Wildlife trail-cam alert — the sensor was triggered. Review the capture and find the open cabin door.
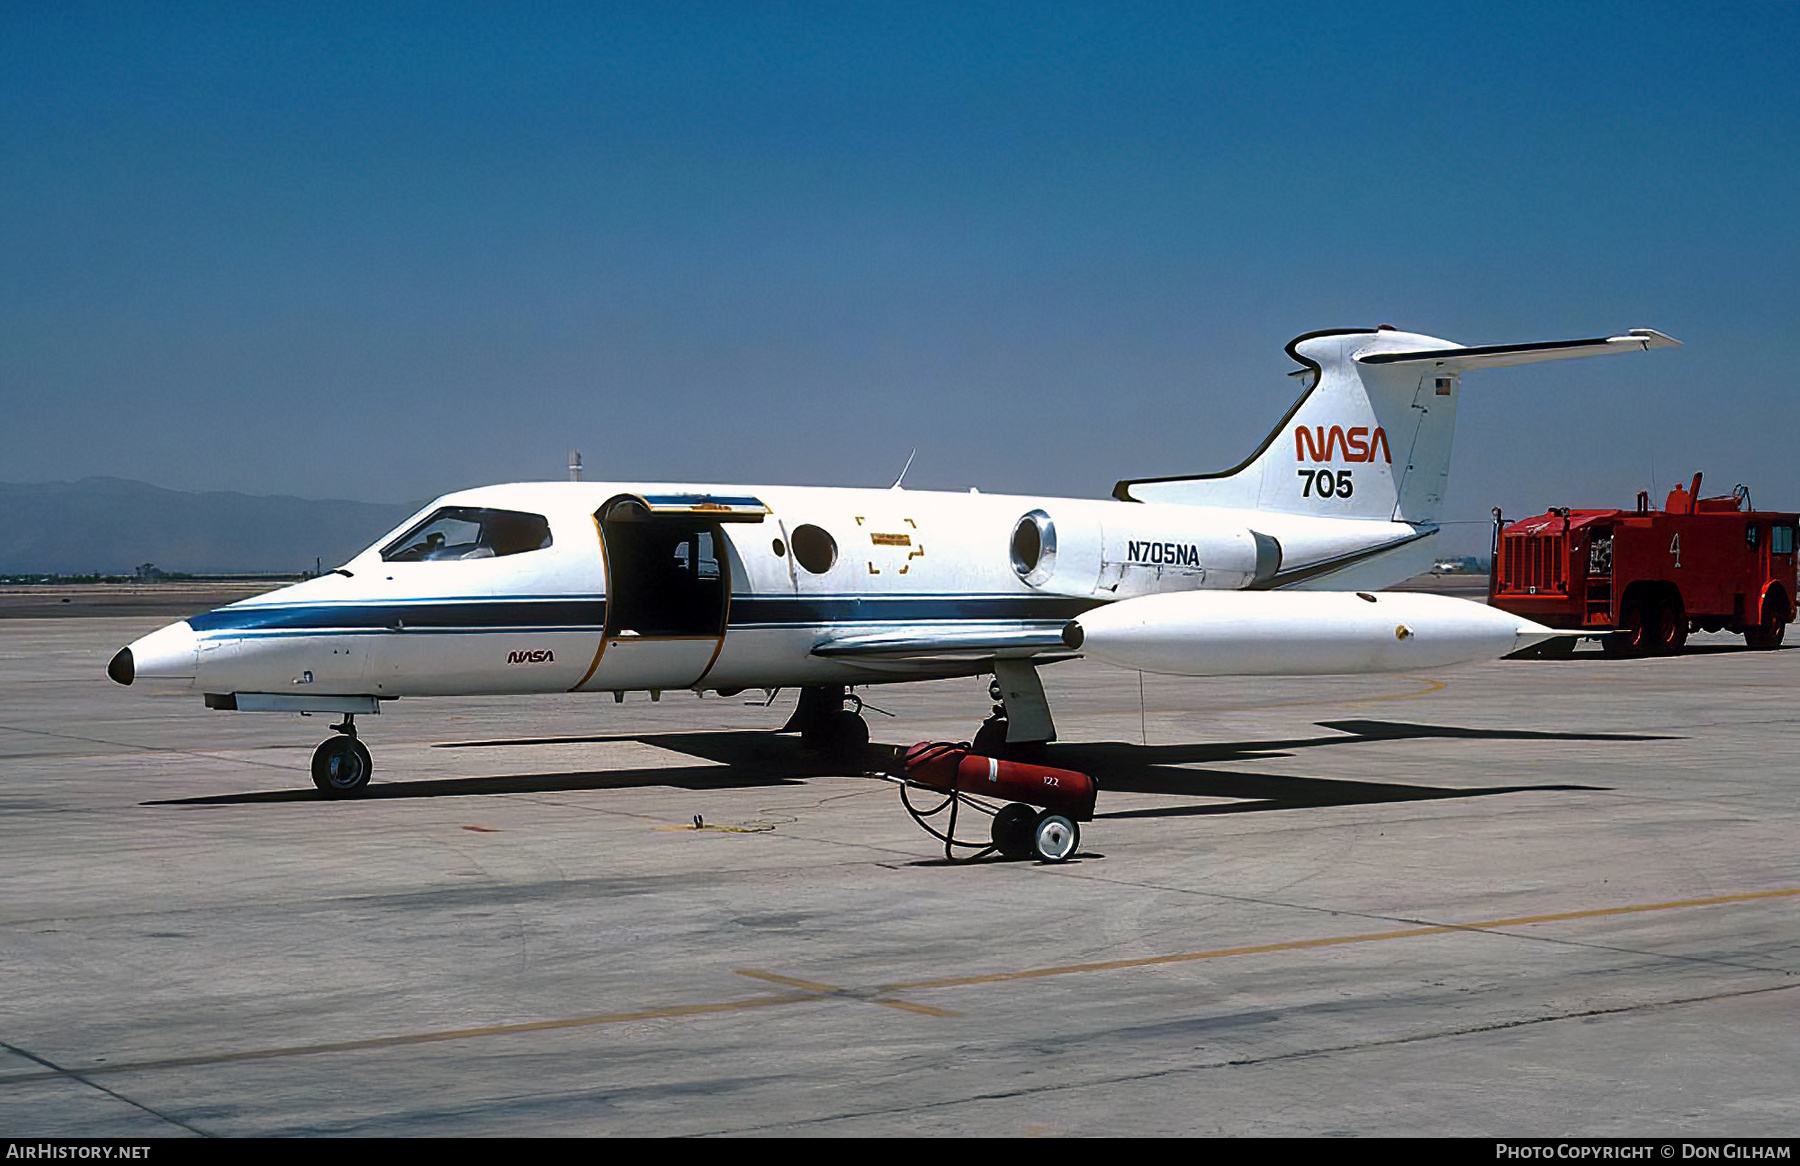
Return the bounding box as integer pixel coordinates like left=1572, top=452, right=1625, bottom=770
left=577, top=493, right=767, bottom=692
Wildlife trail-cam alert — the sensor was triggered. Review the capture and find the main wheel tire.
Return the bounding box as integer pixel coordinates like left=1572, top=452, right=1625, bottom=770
left=990, top=803, right=1037, bottom=859
left=971, top=716, right=1009, bottom=756
left=801, top=706, right=867, bottom=758
left=1653, top=598, right=1687, bottom=656
left=1746, top=600, right=1788, bottom=649
left=1031, top=811, right=1079, bottom=863
left=311, top=735, right=372, bottom=797
left=829, top=709, right=869, bottom=760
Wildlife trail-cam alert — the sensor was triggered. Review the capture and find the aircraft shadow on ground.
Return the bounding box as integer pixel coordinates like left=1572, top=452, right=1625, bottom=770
left=1041, top=719, right=1671, bottom=819
left=145, top=732, right=825, bottom=805
left=146, top=719, right=1672, bottom=810
left=1526, top=642, right=1784, bottom=660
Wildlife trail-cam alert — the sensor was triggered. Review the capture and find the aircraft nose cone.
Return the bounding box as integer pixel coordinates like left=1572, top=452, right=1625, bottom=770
left=120, top=621, right=199, bottom=686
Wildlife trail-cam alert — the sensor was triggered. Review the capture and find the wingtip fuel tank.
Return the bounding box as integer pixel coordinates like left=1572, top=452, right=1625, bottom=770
left=1064, top=590, right=1557, bottom=677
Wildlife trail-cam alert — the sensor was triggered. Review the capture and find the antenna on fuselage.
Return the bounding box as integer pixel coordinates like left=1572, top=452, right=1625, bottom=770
left=569, top=450, right=583, bottom=482
left=891, top=448, right=918, bottom=490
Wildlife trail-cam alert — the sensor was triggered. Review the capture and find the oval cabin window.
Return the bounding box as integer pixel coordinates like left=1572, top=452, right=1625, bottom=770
left=789, top=524, right=837, bottom=574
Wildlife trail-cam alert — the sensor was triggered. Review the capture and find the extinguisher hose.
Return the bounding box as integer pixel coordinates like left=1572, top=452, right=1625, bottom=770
left=898, top=743, right=1004, bottom=860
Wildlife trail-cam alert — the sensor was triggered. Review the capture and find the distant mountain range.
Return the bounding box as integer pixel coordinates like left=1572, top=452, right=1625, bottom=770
left=0, top=478, right=421, bottom=575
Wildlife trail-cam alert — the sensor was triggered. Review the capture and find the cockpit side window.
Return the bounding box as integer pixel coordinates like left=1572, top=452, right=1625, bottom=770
left=382, top=507, right=553, bottom=562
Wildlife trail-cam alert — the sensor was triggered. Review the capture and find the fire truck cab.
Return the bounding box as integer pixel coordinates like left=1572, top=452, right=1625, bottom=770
left=1490, top=474, right=1797, bottom=656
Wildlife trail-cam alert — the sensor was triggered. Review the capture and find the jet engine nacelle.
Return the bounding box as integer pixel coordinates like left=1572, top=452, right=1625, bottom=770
left=1094, top=505, right=1281, bottom=596
left=1064, top=589, right=1556, bottom=676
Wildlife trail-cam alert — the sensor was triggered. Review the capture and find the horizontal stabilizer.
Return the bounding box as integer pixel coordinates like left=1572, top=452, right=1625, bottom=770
left=1115, top=323, right=1679, bottom=538
left=1357, top=329, right=1679, bottom=370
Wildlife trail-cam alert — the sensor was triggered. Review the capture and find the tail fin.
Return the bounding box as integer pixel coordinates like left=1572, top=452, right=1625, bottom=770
left=1115, top=327, right=1678, bottom=524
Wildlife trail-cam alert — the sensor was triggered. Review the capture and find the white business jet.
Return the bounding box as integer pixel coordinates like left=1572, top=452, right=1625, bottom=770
left=109, top=325, right=1677, bottom=795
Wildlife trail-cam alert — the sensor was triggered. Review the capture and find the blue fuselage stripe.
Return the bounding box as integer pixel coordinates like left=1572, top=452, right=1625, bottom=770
left=184, top=593, right=1104, bottom=636
left=187, top=599, right=608, bottom=633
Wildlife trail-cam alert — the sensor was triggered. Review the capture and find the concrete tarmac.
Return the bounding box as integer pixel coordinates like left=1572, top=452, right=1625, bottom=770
left=1, top=613, right=1796, bottom=1137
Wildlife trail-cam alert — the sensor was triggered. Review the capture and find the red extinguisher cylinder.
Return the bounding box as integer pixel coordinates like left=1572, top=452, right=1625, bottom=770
left=904, top=742, right=1096, bottom=821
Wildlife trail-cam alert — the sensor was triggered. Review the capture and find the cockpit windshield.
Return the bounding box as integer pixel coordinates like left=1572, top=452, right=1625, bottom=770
left=382, top=507, right=553, bottom=562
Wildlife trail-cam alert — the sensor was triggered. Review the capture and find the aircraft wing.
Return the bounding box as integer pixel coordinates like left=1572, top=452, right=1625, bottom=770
left=810, top=623, right=1071, bottom=661
left=1357, top=328, right=1679, bottom=370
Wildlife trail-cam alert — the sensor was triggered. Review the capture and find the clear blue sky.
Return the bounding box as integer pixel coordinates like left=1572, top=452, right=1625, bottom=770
left=4, top=2, right=1796, bottom=554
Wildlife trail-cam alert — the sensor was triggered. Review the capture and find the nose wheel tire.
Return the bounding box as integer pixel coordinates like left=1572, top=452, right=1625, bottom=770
left=312, top=735, right=373, bottom=797
left=1032, top=811, right=1079, bottom=862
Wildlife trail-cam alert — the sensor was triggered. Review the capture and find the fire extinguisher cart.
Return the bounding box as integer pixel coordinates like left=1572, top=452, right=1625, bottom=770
left=900, top=741, right=1097, bottom=863
left=1490, top=474, right=1798, bottom=656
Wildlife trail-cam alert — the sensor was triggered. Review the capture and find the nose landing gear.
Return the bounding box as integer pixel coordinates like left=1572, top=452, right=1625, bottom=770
left=311, top=715, right=373, bottom=797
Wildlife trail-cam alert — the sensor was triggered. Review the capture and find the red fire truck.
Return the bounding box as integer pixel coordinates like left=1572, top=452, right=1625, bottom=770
left=1489, top=473, right=1797, bottom=655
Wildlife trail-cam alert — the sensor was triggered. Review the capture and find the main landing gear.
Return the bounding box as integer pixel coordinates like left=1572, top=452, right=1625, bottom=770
left=971, top=662, right=1058, bottom=758
left=971, top=679, right=1044, bottom=758
left=785, top=685, right=870, bottom=761
left=311, top=715, right=373, bottom=797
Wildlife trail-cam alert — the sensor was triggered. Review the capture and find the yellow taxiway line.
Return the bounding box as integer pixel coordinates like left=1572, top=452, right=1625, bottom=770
left=878, top=887, right=1800, bottom=992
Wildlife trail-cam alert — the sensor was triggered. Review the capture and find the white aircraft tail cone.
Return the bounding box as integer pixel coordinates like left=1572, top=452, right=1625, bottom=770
left=1064, top=590, right=1559, bottom=677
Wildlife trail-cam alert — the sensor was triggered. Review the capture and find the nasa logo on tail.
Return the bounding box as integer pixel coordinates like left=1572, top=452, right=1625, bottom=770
left=1293, top=425, right=1391, bottom=463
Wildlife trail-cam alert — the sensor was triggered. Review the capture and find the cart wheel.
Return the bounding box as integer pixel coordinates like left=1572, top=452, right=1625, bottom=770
left=1031, top=811, right=1079, bottom=863
left=990, top=803, right=1037, bottom=859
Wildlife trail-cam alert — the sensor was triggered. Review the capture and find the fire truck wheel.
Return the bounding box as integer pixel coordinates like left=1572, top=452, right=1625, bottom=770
left=990, top=803, right=1038, bottom=859
left=1605, top=598, right=1652, bottom=657
left=1653, top=598, right=1687, bottom=655
left=1746, top=602, right=1788, bottom=649
left=1032, top=811, right=1079, bottom=863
